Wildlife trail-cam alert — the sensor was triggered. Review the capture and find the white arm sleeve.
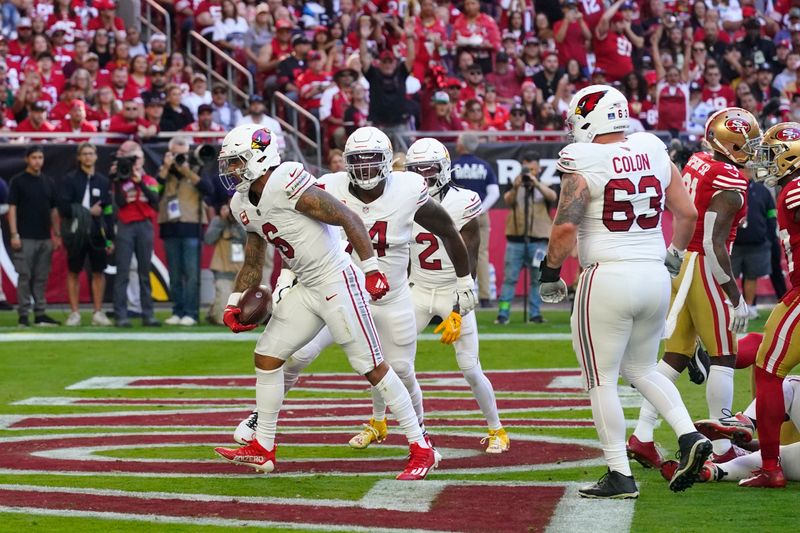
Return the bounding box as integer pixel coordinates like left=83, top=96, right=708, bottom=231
left=481, top=184, right=500, bottom=215
left=702, top=210, right=731, bottom=285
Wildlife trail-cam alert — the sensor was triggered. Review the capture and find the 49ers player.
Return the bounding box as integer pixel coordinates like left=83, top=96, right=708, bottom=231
left=212, top=124, right=439, bottom=480
left=231, top=127, right=477, bottom=458
left=738, top=122, right=800, bottom=487
left=406, top=137, right=509, bottom=453
left=628, top=107, right=761, bottom=468
left=539, top=85, right=709, bottom=498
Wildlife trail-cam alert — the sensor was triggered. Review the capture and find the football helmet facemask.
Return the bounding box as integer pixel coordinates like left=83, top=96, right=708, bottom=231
left=344, top=126, right=393, bottom=190
left=405, top=137, right=452, bottom=196
left=751, top=122, right=800, bottom=187
left=218, top=124, right=281, bottom=193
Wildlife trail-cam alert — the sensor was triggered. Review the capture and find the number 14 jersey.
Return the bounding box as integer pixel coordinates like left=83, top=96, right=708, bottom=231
left=556, top=131, right=672, bottom=266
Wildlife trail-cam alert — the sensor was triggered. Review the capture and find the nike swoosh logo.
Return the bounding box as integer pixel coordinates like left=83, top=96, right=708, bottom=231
left=325, top=294, right=337, bottom=301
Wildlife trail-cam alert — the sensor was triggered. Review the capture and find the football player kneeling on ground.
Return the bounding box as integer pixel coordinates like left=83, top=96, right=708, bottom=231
left=539, top=85, right=711, bottom=498
left=212, top=124, right=439, bottom=480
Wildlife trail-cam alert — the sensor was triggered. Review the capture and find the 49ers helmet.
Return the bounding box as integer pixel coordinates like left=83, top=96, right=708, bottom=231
left=565, top=84, right=629, bottom=143
left=752, top=122, right=800, bottom=187
left=704, top=107, right=761, bottom=166
left=405, top=137, right=452, bottom=196
left=218, top=124, right=281, bottom=193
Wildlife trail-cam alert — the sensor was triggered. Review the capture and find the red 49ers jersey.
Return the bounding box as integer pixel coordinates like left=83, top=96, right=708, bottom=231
left=777, top=177, right=800, bottom=293
left=683, top=152, right=748, bottom=254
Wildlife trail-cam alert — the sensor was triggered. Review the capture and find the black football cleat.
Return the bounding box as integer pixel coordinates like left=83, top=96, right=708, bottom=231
left=670, top=432, right=713, bottom=492
left=578, top=469, right=639, bottom=499
left=687, top=342, right=710, bottom=385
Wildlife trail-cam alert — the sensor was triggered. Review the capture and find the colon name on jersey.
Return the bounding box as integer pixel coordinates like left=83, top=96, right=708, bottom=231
left=230, top=162, right=351, bottom=287
left=410, top=187, right=481, bottom=290
left=556, top=132, right=672, bottom=266
left=316, top=171, right=429, bottom=304
left=682, top=152, right=747, bottom=255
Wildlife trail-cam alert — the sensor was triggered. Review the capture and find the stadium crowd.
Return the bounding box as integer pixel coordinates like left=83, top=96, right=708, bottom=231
left=2, top=0, right=800, bottom=148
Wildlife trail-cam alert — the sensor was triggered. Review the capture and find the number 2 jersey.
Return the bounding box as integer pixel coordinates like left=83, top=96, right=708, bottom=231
left=778, top=177, right=800, bottom=300
left=230, top=161, right=351, bottom=287
left=316, top=170, right=430, bottom=305
left=409, top=186, right=481, bottom=290
left=556, top=131, right=672, bottom=266
left=683, top=151, right=748, bottom=255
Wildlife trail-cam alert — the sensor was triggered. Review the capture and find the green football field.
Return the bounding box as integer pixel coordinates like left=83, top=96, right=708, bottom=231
left=0, top=308, right=796, bottom=532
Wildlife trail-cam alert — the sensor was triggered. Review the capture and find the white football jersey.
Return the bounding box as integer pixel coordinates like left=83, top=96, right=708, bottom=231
left=230, top=162, right=351, bottom=287
left=317, top=170, right=429, bottom=305
left=556, top=132, right=671, bottom=266
left=409, top=186, right=480, bottom=290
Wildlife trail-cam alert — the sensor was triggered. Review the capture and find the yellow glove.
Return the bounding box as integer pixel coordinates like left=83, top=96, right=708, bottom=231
left=434, top=311, right=462, bottom=344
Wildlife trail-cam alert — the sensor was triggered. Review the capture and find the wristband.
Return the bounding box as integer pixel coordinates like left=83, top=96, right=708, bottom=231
left=11, top=233, right=20, bottom=239
left=227, top=292, right=242, bottom=307
left=105, top=240, right=113, bottom=248
left=667, top=244, right=685, bottom=256
left=539, top=256, right=562, bottom=283
left=361, top=256, right=379, bottom=273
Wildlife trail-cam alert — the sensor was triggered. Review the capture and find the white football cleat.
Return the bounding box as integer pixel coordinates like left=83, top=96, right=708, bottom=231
left=234, top=410, right=258, bottom=445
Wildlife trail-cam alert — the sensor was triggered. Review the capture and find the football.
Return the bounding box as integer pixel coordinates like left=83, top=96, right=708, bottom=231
left=237, top=285, right=273, bottom=325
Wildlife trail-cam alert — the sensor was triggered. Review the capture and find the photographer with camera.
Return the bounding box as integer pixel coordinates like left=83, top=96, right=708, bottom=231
left=58, top=142, right=115, bottom=327
left=495, top=151, right=558, bottom=325
left=112, top=140, right=161, bottom=328
left=157, top=135, right=212, bottom=327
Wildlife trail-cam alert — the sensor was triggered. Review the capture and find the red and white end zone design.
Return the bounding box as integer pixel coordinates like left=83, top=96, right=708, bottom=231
left=0, top=370, right=636, bottom=532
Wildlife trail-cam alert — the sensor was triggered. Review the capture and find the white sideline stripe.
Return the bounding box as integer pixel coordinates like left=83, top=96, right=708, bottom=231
left=0, top=416, right=26, bottom=430
left=0, top=505, right=448, bottom=533
left=546, top=483, right=635, bottom=533
left=0, top=332, right=573, bottom=342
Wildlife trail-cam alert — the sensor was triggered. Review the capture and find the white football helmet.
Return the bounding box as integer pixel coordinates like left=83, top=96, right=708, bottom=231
left=566, top=84, right=629, bottom=143
left=405, top=137, right=452, bottom=196
left=344, top=126, right=393, bottom=190
left=218, top=124, right=281, bottom=193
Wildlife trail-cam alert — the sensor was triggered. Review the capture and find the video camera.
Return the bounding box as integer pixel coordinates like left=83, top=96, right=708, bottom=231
left=110, top=155, right=138, bottom=181
left=521, top=166, right=532, bottom=185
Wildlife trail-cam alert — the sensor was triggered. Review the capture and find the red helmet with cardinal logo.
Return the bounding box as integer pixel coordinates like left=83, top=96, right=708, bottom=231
left=565, top=84, right=629, bottom=143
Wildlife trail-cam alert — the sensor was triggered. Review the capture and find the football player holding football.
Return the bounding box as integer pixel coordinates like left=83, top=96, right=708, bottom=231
left=629, top=107, right=762, bottom=467
left=539, top=85, right=711, bottom=498
left=212, top=124, right=440, bottom=480
left=233, top=127, right=476, bottom=455
left=406, top=137, right=509, bottom=453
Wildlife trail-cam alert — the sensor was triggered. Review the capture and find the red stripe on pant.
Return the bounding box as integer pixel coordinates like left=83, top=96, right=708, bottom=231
left=585, top=266, right=600, bottom=385
left=766, top=302, right=800, bottom=375
left=761, top=304, right=798, bottom=374
left=342, top=267, right=379, bottom=367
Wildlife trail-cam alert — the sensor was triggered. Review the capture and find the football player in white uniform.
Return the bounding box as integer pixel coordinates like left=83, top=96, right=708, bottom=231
left=233, top=127, right=477, bottom=451
left=212, top=124, right=439, bottom=480
left=538, top=85, right=712, bottom=498
left=405, top=137, right=509, bottom=453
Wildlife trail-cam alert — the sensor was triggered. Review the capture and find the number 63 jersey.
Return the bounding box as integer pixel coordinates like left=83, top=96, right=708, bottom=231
left=556, top=131, right=672, bottom=266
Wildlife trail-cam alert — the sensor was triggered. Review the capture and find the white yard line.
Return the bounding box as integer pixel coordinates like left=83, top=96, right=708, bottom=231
left=546, top=483, right=636, bottom=533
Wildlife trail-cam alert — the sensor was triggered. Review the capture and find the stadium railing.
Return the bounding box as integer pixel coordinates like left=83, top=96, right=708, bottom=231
left=271, top=90, right=323, bottom=170
left=186, top=31, right=254, bottom=109
left=141, top=0, right=172, bottom=55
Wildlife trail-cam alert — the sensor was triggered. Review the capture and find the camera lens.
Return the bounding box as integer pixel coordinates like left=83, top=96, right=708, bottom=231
left=174, top=153, right=187, bottom=166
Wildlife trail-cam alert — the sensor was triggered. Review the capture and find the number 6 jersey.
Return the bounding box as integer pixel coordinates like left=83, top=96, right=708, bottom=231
left=230, top=161, right=351, bottom=288
left=410, top=187, right=481, bottom=290
left=556, top=131, right=672, bottom=266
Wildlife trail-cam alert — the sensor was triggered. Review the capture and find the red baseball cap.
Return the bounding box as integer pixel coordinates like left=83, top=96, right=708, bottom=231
left=70, top=99, right=85, bottom=109
left=275, top=19, right=292, bottom=30
left=379, top=50, right=396, bottom=62
left=611, top=11, right=625, bottom=22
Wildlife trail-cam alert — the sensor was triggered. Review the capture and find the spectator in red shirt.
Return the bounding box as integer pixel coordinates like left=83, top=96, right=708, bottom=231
left=461, top=98, right=486, bottom=131
left=422, top=91, right=463, bottom=132
left=8, top=18, right=33, bottom=63
left=87, top=0, right=126, bottom=41
left=453, top=0, right=501, bottom=72
left=128, top=55, right=151, bottom=96
left=142, top=98, right=164, bottom=141
left=183, top=103, right=225, bottom=143
left=296, top=50, right=333, bottom=118
left=483, top=86, right=509, bottom=130
left=48, top=0, right=84, bottom=49
left=594, top=0, right=643, bottom=82
left=108, top=99, right=157, bottom=143
left=87, top=86, right=118, bottom=131
left=59, top=99, right=97, bottom=142
left=49, top=83, right=81, bottom=122
left=83, top=53, right=110, bottom=90
left=460, top=63, right=487, bottom=103
left=554, top=1, right=592, bottom=70
left=105, top=41, right=130, bottom=72
left=701, top=64, right=735, bottom=110
left=412, top=0, right=448, bottom=80
left=196, top=0, right=223, bottom=38
left=108, top=67, right=139, bottom=108
left=486, top=52, right=521, bottom=106
left=16, top=101, right=56, bottom=140
left=48, top=26, right=75, bottom=69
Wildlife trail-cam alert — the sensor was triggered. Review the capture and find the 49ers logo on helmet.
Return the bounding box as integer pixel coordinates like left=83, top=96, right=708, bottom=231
left=574, top=91, right=607, bottom=117
left=724, top=118, right=752, bottom=135
left=776, top=127, right=800, bottom=142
